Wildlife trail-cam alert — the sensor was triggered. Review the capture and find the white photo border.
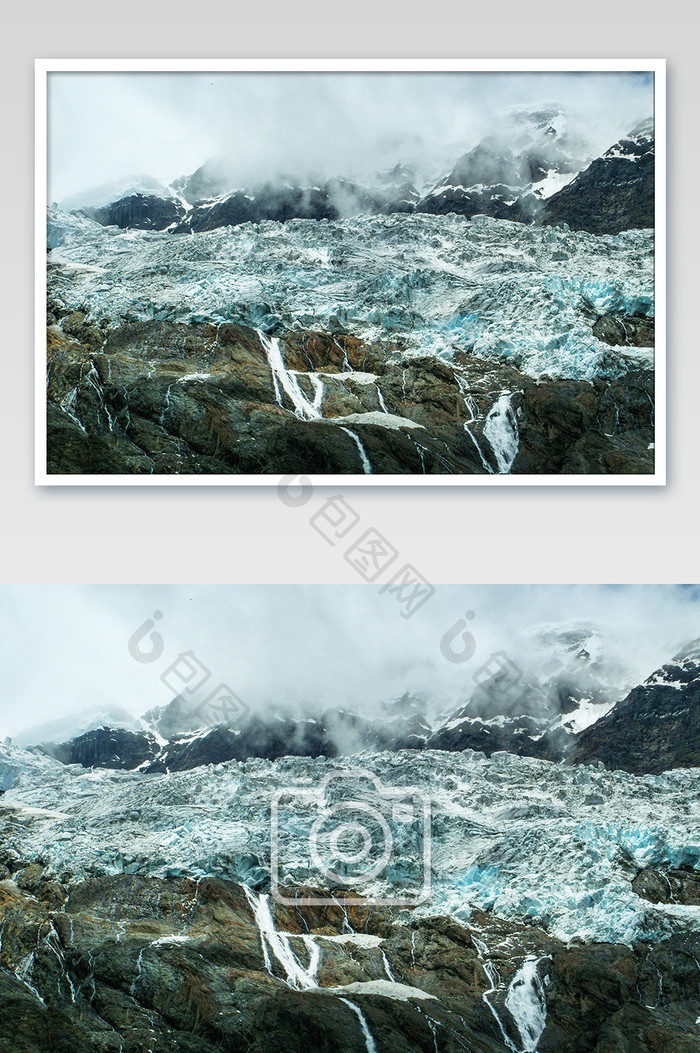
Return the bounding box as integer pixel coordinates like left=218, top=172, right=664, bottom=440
left=35, top=58, right=666, bottom=487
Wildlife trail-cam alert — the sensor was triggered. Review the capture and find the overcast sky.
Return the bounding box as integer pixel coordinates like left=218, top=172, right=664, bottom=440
left=47, top=70, right=653, bottom=203
left=0, top=584, right=696, bottom=741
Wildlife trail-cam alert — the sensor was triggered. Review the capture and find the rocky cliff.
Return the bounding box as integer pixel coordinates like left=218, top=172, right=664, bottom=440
left=1, top=865, right=698, bottom=1053
left=543, top=120, right=655, bottom=235
left=45, top=309, right=654, bottom=477
left=573, top=641, right=700, bottom=774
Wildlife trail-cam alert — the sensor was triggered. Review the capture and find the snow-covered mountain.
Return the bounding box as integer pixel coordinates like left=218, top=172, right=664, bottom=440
left=22, top=627, right=697, bottom=778
left=12, top=704, right=148, bottom=749
left=58, top=108, right=653, bottom=239
left=419, top=104, right=588, bottom=223
left=45, top=107, right=656, bottom=478
left=429, top=623, right=631, bottom=759
left=58, top=174, right=183, bottom=213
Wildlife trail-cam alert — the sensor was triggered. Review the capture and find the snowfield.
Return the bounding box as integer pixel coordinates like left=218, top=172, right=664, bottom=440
left=47, top=209, right=654, bottom=382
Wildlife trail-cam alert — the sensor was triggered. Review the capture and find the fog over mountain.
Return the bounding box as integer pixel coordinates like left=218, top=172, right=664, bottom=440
left=1, top=585, right=697, bottom=740
left=48, top=70, right=653, bottom=202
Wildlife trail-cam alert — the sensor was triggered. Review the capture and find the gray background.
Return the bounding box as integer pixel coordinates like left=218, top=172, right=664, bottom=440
left=2, top=5, right=697, bottom=584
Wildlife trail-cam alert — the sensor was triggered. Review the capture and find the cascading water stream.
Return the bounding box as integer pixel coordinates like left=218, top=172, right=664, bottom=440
left=243, top=886, right=320, bottom=991
left=504, top=957, right=548, bottom=1052
left=376, top=385, right=390, bottom=414
left=483, top=392, right=519, bottom=474
left=243, top=887, right=380, bottom=1052
left=339, top=426, right=372, bottom=474
left=257, top=330, right=322, bottom=422
left=471, top=935, right=520, bottom=1053
left=338, top=997, right=378, bottom=1053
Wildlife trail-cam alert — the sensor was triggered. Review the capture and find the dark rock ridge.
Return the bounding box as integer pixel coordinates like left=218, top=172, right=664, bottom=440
left=543, top=120, right=655, bottom=234
left=85, top=175, right=421, bottom=236
left=36, top=702, right=432, bottom=775
left=82, top=193, right=186, bottom=232
left=45, top=311, right=654, bottom=476
left=416, top=180, right=540, bottom=224
left=46, top=728, right=160, bottom=771
left=573, top=641, right=700, bottom=774
left=0, top=862, right=698, bottom=1053
left=173, top=176, right=420, bottom=234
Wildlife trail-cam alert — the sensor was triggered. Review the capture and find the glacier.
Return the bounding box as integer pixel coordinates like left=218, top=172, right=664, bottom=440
left=47, top=208, right=654, bottom=383
left=2, top=742, right=697, bottom=948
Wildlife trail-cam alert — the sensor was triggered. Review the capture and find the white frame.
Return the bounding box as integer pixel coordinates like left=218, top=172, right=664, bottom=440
left=35, top=58, right=666, bottom=486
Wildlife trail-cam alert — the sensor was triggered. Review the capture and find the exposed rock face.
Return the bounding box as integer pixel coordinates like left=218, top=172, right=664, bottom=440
left=592, top=313, right=655, bottom=348
left=544, top=121, right=655, bottom=234
left=632, top=867, right=700, bottom=906
left=45, top=311, right=655, bottom=476
left=0, top=864, right=698, bottom=1053
left=512, top=370, right=655, bottom=475
left=46, top=728, right=160, bottom=771
left=83, top=193, right=186, bottom=231
left=573, top=641, right=700, bottom=774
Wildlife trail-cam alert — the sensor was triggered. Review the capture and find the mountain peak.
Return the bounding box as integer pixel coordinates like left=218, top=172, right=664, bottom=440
left=672, top=637, right=700, bottom=665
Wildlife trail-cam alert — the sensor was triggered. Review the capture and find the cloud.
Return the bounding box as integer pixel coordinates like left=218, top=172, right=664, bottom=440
left=0, top=585, right=697, bottom=741
left=47, top=70, right=654, bottom=202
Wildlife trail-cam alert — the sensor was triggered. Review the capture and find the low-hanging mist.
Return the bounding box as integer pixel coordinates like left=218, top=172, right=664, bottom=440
left=48, top=70, right=653, bottom=203
left=0, top=585, right=697, bottom=741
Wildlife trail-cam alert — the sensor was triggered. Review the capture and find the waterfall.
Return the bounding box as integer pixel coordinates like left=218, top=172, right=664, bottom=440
left=338, top=997, right=378, bottom=1053
left=339, top=427, right=372, bottom=474
left=483, top=393, right=519, bottom=474
left=504, top=958, right=547, bottom=1052
left=243, top=886, right=320, bottom=991
left=257, top=330, right=322, bottom=421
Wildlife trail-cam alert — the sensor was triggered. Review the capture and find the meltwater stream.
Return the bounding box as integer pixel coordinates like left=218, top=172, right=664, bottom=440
left=338, top=998, right=378, bottom=1053
left=242, top=886, right=319, bottom=990
left=471, top=935, right=549, bottom=1053
left=339, top=426, right=373, bottom=474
